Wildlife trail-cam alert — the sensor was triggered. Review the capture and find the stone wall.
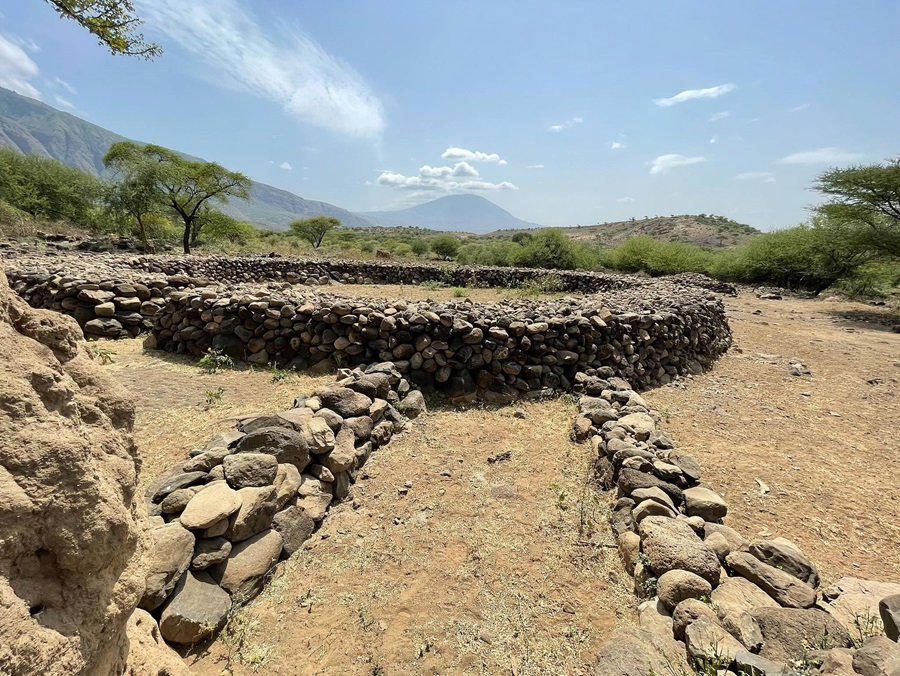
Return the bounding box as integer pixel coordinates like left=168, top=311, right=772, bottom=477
left=571, top=375, right=900, bottom=674
left=139, top=363, right=426, bottom=647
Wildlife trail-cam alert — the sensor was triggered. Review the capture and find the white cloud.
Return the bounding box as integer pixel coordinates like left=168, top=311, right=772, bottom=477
left=526, top=164, right=544, bottom=169
left=53, top=76, right=76, bottom=95
left=279, top=161, right=292, bottom=170
left=735, top=171, right=775, bottom=183
left=441, top=147, right=507, bottom=165
left=710, top=111, right=730, bottom=122
left=548, top=116, right=582, bottom=132
left=649, top=154, right=707, bottom=175
left=376, top=171, right=517, bottom=193
left=0, top=34, right=41, bottom=99
left=709, top=136, right=717, bottom=144
left=617, top=197, right=636, bottom=203
left=136, top=0, right=385, bottom=137
left=777, top=148, right=863, bottom=165
left=419, top=161, right=479, bottom=178
left=610, top=141, right=625, bottom=150
left=654, top=84, right=736, bottom=107
left=53, top=95, right=75, bottom=109
left=789, top=103, right=810, bottom=113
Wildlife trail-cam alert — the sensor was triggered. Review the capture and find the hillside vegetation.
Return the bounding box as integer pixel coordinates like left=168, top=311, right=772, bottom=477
left=490, top=214, right=759, bottom=249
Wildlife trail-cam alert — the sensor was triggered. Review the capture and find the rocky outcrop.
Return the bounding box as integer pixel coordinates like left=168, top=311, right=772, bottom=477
left=0, top=262, right=184, bottom=674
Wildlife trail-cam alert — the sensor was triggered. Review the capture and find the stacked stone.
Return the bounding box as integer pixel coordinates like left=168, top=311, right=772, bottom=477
left=5, top=268, right=208, bottom=339
left=151, top=285, right=732, bottom=397
left=574, top=377, right=900, bottom=675
left=139, top=363, right=426, bottom=647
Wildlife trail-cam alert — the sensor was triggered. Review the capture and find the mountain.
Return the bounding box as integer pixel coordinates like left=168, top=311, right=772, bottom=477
left=489, top=214, right=760, bottom=248
left=0, top=87, right=373, bottom=230
left=359, top=194, right=543, bottom=233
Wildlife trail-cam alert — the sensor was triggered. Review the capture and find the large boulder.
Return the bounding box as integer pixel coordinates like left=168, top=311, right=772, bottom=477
left=272, top=506, right=316, bottom=557
left=0, top=263, right=167, bottom=673
left=821, top=577, right=900, bottom=639
left=158, top=571, right=232, bottom=645
left=657, top=569, right=713, bottom=611
left=852, top=635, right=900, bottom=676
left=222, top=453, right=278, bottom=489
left=594, top=626, right=688, bottom=675
left=318, top=387, right=372, bottom=418
left=139, top=523, right=195, bottom=611
left=712, top=576, right=779, bottom=614
left=684, top=616, right=745, bottom=666
left=750, top=607, right=851, bottom=662
left=748, top=537, right=819, bottom=587
left=726, top=552, right=817, bottom=609
left=211, top=529, right=283, bottom=599
left=179, top=482, right=242, bottom=531
left=639, top=516, right=722, bottom=586
left=226, top=486, right=278, bottom=542
left=236, top=426, right=311, bottom=472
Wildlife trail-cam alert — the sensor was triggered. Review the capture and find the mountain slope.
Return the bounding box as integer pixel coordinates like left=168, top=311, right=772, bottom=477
left=0, top=87, right=373, bottom=230
left=359, top=194, right=543, bottom=233
left=490, top=214, right=760, bottom=248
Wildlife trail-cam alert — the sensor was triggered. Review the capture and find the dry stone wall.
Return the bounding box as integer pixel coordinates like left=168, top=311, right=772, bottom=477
left=140, top=363, right=425, bottom=647
left=571, top=375, right=900, bottom=675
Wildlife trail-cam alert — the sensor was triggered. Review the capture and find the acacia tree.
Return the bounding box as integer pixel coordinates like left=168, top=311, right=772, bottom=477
left=815, top=158, right=900, bottom=258
left=103, top=145, right=166, bottom=252
left=430, top=234, right=460, bottom=260
left=103, top=142, right=250, bottom=254
left=42, top=0, right=161, bottom=59
left=290, top=216, right=341, bottom=248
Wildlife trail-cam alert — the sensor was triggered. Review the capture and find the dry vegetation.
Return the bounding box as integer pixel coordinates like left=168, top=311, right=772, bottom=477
left=96, top=288, right=900, bottom=674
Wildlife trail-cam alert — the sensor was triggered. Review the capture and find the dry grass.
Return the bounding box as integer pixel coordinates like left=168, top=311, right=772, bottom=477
left=331, top=283, right=566, bottom=304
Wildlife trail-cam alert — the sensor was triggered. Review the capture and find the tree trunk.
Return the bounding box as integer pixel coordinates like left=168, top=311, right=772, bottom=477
left=136, top=215, right=153, bottom=254
left=182, top=220, right=191, bottom=254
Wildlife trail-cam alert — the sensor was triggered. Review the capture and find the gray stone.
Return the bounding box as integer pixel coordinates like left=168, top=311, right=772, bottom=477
left=750, top=607, right=851, bottom=662
left=639, top=516, right=722, bottom=586
left=211, top=529, right=283, bottom=599
left=343, top=415, right=374, bottom=442
left=706, top=532, right=738, bottom=562
left=226, top=486, right=278, bottom=542
left=158, top=571, right=232, bottom=645
left=191, top=537, right=232, bottom=570
left=182, top=447, right=231, bottom=473
left=395, top=390, right=426, bottom=418
left=159, top=486, right=202, bottom=515
left=852, top=636, right=900, bottom=676
left=272, top=505, right=316, bottom=557
left=816, top=648, right=857, bottom=675
left=273, top=463, right=301, bottom=510
left=179, top=482, right=242, bottom=531
left=594, top=626, right=689, bottom=676
left=320, top=426, right=356, bottom=474
left=637, top=599, right=675, bottom=641
left=618, top=412, right=656, bottom=440
left=236, top=426, right=311, bottom=473
left=717, top=602, right=764, bottom=653
left=712, top=576, right=780, bottom=614
left=726, top=552, right=817, bottom=609
left=821, top=577, right=900, bottom=639
left=631, top=486, right=676, bottom=511
left=733, top=650, right=798, bottom=676
left=657, top=569, right=714, bottom=611
left=223, top=453, right=278, bottom=489
left=748, top=537, right=819, bottom=587
left=139, top=523, right=195, bottom=611
left=668, top=452, right=703, bottom=483
left=683, top=486, right=729, bottom=522
left=298, top=417, right=335, bottom=453
left=609, top=497, right=635, bottom=538
left=673, top=598, right=720, bottom=641
left=618, top=468, right=684, bottom=506
left=685, top=616, right=745, bottom=666
left=148, top=468, right=208, bottom=503
left=880, top=594, right=900, bottom=642
left=318, top=387, right=373, bottom=418
left=633, top=498, right=677, bottom=523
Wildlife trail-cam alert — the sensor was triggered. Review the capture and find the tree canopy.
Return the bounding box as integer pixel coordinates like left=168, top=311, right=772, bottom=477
left=814, top=158, right=900, bottom=258
left=103, top=142, right=251, bottom=253
left=430, top=234, right=460, bottom=260
left=289, top=216, right=341, bottom=248
left=43, top=0, right=161, bottom=59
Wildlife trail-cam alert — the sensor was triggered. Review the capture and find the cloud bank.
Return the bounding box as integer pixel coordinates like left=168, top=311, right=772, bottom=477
left=654, top=84, right=736, bottom=107
left=0, top=34, right=41, bottom=99
left=137, top=0, right=385, bottom=137
left=649, top=154, right=707, bottom=174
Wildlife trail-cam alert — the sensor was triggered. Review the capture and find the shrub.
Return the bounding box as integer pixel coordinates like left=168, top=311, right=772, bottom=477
left=431, top=234, right=460, bottom=260
left=411, top=238, right=430, bottom=255
left=514, top=228, right=580, bottom=270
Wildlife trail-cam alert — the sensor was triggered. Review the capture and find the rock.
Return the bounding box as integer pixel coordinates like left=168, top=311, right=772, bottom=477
left=594, top=626, right=689, bottom=675
left=318, top=387, right=373, bottom=418
left=191, top=537, right=232, bottom=570
left=211, top=529, right=283, bottom=599
left=610, top=497, right=636, bottom=537
left=343, top=415, right=374, bottom=442
left=726, top=552, right=817, bottom=609
left=716, top=602, right=764, bottom=653
left=748, top=538, right=819, bottom=587
left=159, top=486, right=203, bottom=515
left=183, top=447, right=230, bottom=473
left=179, top=482, right=242, bottom=531
left=223, top=452, right=278, bottom=489
left=685, top=616, right=745, bottom=666
left=638, top=599, right=675, bottom=640
left=706, top=532, right=738, bottom=562
left=202, top=517, right=229, bottom=538
left=149, top=469, right=209, bottom=503
left=632, top=486, right=676, bottom=511
left=750, top=607, right=851, bottom=662
left=668, top=452, right=703, bottom=483
left=395, top=390, right=426, bottom=418
left=880, top=594, right=900, bottom=642
left=272, top=505, right=316, bottom=557
left=712, top=576, right=780, bottom=614
left=139, top=523, right=195, bottom=611
left=683, top=486, right=728, bottom=522
left=705, top=523, right=748, bottom=552
left=617, top=531, right=641, bottom=575
left=673, top=598, right=720, bottom=640
left=658, top=569, right=714, bottom=611
left=298, top=417, right=335, bottom=454
left=821, top=578, right=900, bottom=639
left=816, top=648, right=857, bottom=675
left=732, top=650, right=798, bottom=676
left=321, top=426, right=357, bottom=474
left=158, top=571, right=232, bottom=645
left=226, top=486, right=278, bottom=542
left=123, top=609, right=191, bottom=676
left=633, top=498, right=678, bottom=523
left=639, top=516, right=722, bottom=586
left=618, top=468, right=684, bottom=506
left=618, top=412, right=656, bottom=440
left=273, top=463, right=302, bottom=510
left=853, top=636, right=900, bottom=676
left=236, top=426, right=311, bottom=473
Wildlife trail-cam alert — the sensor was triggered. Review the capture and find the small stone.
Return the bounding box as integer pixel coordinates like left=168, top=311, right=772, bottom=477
left=191, top=537, right=232, bottom=570
left=880, top=594, right=900, bottom=642
left=657, top=570, right=713, bottom=611
left=683, top=486, right=728, bottom=522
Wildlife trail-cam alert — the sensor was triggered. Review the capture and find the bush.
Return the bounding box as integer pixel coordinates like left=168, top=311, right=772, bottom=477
left=604, top=236, right=712, bottom=276
left=431, top=234, right=460, bottom=260
left=411, top=238, right=430, bottom=255
left=514, top=228, right=580, bottom=270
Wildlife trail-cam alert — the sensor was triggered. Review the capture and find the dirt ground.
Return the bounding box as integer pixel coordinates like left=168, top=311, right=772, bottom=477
left=99, top=289, right=900, bottom=674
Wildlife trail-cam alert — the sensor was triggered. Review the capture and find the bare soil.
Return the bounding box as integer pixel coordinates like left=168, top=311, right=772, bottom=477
left=99, top=289, right=900, bottom=674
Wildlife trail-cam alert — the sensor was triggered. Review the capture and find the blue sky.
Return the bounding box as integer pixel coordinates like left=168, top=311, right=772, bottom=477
left=2, top=1, right=899, bottom=230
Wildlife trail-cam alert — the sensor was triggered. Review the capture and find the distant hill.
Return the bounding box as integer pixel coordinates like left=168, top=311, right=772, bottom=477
left=490, top=214, right=760, bottom=248
left=0, top=87, right=372, bottom=229
left=359, top=194, right=543, bottom=234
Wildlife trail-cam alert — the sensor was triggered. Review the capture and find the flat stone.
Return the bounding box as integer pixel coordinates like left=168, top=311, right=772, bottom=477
left=685, top=616, right=745, bottom=666
left=673, top=598, right=720, bottom=640
left=821, top=577, right=900, bottom=639
left=298, top=417, right=335, bottom=453
left=226, top=486, right=277, bottom=542
left=640, top=516, right=722, bottom=586
left=158, top=570, right=231, bottom=645
left=748, top=537, right=819, bottom=587
left=139, top=523, right=195, bottom=611
left=726, top=552, right=817, bottom=609
left=395, top=390, right=426, bottom=418
left=594, top=626, right=689, bottom=676
left=667, top=452, right=703, bottom=483
left=712, top=576, right=780, bottom=614
left=191, top=537, right=232, bottom=570
left=318, top=387, right=373, bottom=418
left=658, top=569, right=714, bottom=611
left=631, top=486, right=676, bottom=511
left=272, top=505, right=316, bottom=557
left=683, top=486, right=728, bottom=522
left=618, top=468, right=684, bottom=506
left=223, top=453, right=278, bottom=489
left=733, top=649, right=799, bottom=676
left=633, top=498, right=677, bottom=523
left=149, top=469, right=208, bottom=503
left=296, top=491, right=333, bottom=522
left=717, top=602, right=764, bottom=653
left=180, top=482, right=243, bottom=531
left=618, top=412, right=656, bottom=440
left=320, top=426, right=356, bottom=474
left=750, top=607, right=851, bottom=662
left=211, top=529, right=283, bottom=599
left=236, top=426, right=311, bottom=473
left=852, top=636, right=900, bottom=676
left=273, top=463, right=301, bottom=510
left=159, top=486, right=203, bottom=515
left=637, top=599, right=675, bottom=641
